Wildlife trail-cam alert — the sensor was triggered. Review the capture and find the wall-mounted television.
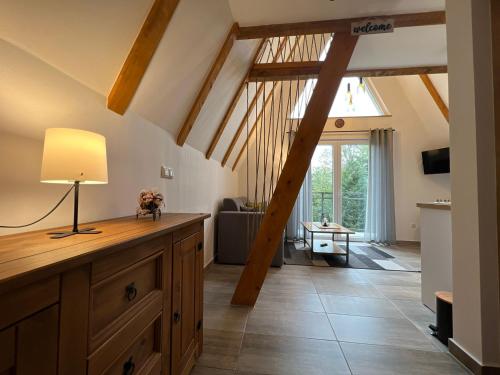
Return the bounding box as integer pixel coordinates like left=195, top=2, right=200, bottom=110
left=422, top=147, right=450, bottom=174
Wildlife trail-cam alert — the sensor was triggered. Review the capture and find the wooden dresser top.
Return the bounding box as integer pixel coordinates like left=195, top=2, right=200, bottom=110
left=0, top=213, right=210, bottom=289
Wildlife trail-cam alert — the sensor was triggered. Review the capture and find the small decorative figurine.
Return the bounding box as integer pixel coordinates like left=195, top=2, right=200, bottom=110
left=136, top=189, right=165, bottom=221
left=321, top=213, right=330, bottom=227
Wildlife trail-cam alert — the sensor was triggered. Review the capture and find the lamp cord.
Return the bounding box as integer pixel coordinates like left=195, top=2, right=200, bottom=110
left=0, top=184, right=75, bottom=228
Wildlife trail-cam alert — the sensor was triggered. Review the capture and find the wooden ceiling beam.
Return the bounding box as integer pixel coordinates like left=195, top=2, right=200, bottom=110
left=107, top=0, right=180, bottom=115
left=419, top=74, right=449, bottom=122
left=237, top=11, right=445, bottom=40
left=205, top=39, right=266, bottom=160
left=231, top=33, right=359, bottom=306
left=248, top=62, right=448, bottom=81
left=176, top=23, right=240, bottom=146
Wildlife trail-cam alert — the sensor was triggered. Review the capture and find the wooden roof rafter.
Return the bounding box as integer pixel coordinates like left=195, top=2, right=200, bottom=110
left=249, top=62, right=448, bottom=81
left=220, top=36, right=291, bottom=167
left=204, top=39, right=266, bottom=160
left=107, top=0, right=181, bottom=115
left=231, top=37, right=304, bottom=171
left=237, top=11, right=445, bottom=39
left=176, top=22, right=240, bottom=146
left=419, top=74, right=449, bottom=122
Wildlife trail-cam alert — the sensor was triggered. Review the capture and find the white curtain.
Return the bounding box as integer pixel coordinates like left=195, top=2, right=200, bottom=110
left=286, top=167, right=312, bottom=241
left=365, top=128, right=396, bottom=244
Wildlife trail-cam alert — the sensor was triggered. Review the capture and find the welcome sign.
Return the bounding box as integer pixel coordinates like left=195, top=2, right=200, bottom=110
left=351, top=18, right=395, bottom=35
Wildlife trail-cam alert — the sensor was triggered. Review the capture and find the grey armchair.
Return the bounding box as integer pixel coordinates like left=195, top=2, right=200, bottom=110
left=217, top=197, right=284, bottom=267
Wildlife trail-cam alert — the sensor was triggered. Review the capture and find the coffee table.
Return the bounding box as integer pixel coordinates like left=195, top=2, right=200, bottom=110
left=301, top=222, right=355, bottom=265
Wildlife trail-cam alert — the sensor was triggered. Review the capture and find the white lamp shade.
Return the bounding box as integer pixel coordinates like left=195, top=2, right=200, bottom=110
left=40, top=128, right=108, bottom=184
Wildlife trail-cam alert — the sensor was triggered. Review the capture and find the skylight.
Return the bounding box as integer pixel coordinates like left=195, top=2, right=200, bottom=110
left=290, top=76, right=385, bottom=119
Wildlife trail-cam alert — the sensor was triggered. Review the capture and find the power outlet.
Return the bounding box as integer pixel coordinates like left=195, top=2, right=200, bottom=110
left=161, top=166, right=174, bottom=179
left=411, top=223, right=417, bottom=229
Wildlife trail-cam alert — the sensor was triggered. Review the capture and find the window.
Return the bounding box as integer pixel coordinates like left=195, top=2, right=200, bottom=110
left=291, top=76, right=386, bottom=119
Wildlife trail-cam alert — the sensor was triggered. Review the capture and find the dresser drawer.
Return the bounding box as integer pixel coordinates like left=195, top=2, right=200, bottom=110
left=0, top=276, right=59, bottom=330
left=90, top=253, right=163, bottom=346
left=92, top=235, right=170, bottom=284
left=103, top=318, right=162, bottom=375
left=88, top=293, right=162, bottom=375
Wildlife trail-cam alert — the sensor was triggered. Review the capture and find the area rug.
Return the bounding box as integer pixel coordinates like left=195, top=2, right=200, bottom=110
left=284, top=242, right=420, bottom=272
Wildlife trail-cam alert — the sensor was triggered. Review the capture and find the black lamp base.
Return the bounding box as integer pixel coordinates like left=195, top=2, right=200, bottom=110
left=47, top=181, right=103, bottom=239
left=48, top=227, right=102, bottom=239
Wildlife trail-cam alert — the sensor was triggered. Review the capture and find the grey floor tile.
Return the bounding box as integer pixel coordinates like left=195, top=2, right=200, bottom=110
left=374, top=285, right=421, bottom=301
left=204, top=290, right=234, bottom=306
left=197, top=329, right=244, bottom=370
left=390, top=299, right=435, bottom=323
left=358, top=269, right=421, bottom=287
left=255, top=291, right=325, bottom=313
left=246, top=308, right=336, bottom=340
left=261, top=275, right=317, bottom=294
left=341, top=341, right=471, bottom=374
left=237, top=333, right=351, bottom=375
left=205, top=267, right=242, bottom=282
left=313, top=279, right=385, bottom=298
left=268, top=264, right=314, bottom=277
left=203, top=258, right=466, bottom=374
left=205, top=279, right=239, bottom=293
left=328, top=314, right=439, bottom=352
left=192, top=365, right=236, bottom=375
left=320, top=295, right=403, bottom=318
left=204, top=304, right=250, bottom=333
left=310, top=266, right=365, bottom=279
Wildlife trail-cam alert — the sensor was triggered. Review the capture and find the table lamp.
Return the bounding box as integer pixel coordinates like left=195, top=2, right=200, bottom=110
left=40, top=128, right=108, bottom=239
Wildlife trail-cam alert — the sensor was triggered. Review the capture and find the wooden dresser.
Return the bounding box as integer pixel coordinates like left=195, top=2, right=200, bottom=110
left=0, top=213, right=210, bottom=375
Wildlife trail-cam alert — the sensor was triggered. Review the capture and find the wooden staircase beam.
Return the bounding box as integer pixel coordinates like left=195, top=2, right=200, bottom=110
left=231, top=33, right=359, bottom=306
left=249, top=62, right=448, bottom=82
left=107, top=0, right=180, bottom=115
left=419, top=74, right=449, bottom=122
left=237, top=11, right=445, bottom=39
left=205, top=39, right=266, bottom=160
left=177, top=23, right=240, bottom=146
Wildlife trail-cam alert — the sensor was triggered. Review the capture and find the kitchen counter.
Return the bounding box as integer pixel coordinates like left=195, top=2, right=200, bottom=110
left=417, top=203, right=452, bottom=311
left=417, top=202, right=451, bottom=210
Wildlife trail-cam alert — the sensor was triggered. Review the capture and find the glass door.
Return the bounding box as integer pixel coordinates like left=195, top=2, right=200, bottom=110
left=311, top=141, right=369, bottom=241
left=340, top=143, right=369, bottom=239
left=311, top=145, right=334, bottom=223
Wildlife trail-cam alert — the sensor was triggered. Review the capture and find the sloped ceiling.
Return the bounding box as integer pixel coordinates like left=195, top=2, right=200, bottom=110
left=0, top=0, right=154, bottom=94
left=129, top=0, right=238, bottom=136
left=228, top=0, right=445, bottom=26
left=0, top=0, right=448, bottom=168
left=429, top=74, right=449, bottom=106
left=186, top=39, right=260, bottom=152
left=397, top=74, right=449, bottom=127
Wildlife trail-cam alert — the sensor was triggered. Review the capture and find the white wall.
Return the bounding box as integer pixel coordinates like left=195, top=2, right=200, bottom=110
left=129, top=0, right=236, bottom=137
left=236, top=76, right=450, bottom=242
left=447, top=0, right=500, bottom=366
left=0, top=38, right=238, bottom=266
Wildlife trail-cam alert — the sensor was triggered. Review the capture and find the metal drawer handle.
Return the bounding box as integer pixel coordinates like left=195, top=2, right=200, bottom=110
left=173, top=311, right=181, bottom=323
left=123, top=356, right=135, bottom=375
left=125, top=282, right=138, bottom=302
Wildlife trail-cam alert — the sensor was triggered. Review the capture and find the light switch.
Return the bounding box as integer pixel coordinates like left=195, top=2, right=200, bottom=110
left=161, top=165, right=174, bottom=179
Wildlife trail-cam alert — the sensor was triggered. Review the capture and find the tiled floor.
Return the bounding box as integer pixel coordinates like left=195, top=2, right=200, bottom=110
left=193, top=251, right=470, bottom=374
